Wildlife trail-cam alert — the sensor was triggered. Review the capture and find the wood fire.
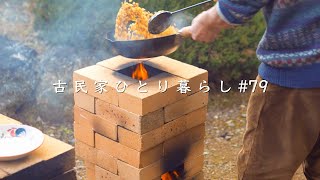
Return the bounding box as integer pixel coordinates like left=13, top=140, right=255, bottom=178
left=161, top=170, right=180, bottom=180
left=132, top=62, right=149, bottom=80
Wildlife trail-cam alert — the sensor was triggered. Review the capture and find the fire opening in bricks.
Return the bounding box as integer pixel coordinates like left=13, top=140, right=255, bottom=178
left=118, top=62, right=164, bottom=81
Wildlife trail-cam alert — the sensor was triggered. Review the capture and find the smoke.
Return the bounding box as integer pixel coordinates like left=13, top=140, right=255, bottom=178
left=34, top=0, right=121, bottom=51
left=171, top=12, right=194, bottom=30
left=19, top=0, right=125, bottom=124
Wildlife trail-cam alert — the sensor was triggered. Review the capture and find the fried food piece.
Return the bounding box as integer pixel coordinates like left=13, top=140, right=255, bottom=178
left=115, top=1, right=177, bottom=40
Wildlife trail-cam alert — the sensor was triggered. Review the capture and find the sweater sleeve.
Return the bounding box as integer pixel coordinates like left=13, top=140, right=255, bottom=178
left=217, top=0, right=271, bottom=25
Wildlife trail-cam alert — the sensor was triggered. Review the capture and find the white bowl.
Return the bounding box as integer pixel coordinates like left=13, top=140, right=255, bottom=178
left=0, top=124, right=44, bottom=161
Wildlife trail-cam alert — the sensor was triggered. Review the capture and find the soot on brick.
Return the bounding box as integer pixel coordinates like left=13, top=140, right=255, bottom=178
left=162, top=143, right=191, bottom=179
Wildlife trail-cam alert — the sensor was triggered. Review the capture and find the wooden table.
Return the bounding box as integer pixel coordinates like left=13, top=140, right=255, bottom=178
left=0, top=114, right=75, bottom=180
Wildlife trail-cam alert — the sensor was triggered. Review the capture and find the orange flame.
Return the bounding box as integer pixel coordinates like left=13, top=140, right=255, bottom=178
left=132, top=63, right=148, bottom=80
left=161, top=170, right=180, bottom=180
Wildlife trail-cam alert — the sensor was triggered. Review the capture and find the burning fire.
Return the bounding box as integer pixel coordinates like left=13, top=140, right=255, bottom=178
left=161, top=170, right=181, bottom=180
left=132, top=62, right=149, bottom=80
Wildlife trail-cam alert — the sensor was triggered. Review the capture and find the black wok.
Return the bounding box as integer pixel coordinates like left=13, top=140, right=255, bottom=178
left=106, top=30, right=191, bottom=59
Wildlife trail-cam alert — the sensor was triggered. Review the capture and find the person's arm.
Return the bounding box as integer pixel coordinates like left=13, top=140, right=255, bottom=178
left=181, top=0, right=270, bottom=42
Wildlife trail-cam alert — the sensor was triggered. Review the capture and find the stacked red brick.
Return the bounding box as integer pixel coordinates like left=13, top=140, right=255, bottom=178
left=73, top=56, right=208, bottom=180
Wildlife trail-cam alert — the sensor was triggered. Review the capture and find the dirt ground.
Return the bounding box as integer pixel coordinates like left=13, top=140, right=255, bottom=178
left=203, top=91, right=306, bottom=180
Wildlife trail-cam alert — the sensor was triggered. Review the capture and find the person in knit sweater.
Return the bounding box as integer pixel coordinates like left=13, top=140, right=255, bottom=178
left=181, top=0, right=320, bottom=179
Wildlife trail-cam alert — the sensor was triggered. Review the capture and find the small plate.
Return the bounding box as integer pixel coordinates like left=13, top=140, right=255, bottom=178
left=0, top=124, right=44, bottom=161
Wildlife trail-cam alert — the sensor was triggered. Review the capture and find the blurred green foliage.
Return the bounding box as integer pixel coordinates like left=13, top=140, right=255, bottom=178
left=32, top=0, right=265, bottom=84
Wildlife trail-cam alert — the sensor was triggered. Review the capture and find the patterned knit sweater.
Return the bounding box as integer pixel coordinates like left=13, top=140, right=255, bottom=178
left=217, top=0, right=320, bottom=88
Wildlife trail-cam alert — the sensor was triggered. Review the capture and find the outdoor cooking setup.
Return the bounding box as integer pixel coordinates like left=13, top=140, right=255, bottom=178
left=73, top=55, right=208, bottom=180
left=74, top=1, right=212, bottom=179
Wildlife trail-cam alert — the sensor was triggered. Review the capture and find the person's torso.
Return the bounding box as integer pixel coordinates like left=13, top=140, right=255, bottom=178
left=257, top=0, right=320, bottom=67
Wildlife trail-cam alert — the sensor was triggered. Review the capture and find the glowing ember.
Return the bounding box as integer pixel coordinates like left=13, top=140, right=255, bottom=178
left=132, top=62, right=149, bottom=80
left=161, top=170, right=180, bottom=180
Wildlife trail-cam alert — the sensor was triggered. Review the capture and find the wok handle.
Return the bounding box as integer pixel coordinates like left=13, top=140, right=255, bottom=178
left=179, top=26, right=192, bottom=38
left=172, top=0, right=213, bottom=14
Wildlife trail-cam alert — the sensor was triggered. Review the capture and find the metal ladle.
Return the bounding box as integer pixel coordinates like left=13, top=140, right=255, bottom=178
left=148, top=0, right=213, bottom=34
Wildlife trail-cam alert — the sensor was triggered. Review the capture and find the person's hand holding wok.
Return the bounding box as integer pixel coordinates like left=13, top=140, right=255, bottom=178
left=180, top=5, right=232, bottom=43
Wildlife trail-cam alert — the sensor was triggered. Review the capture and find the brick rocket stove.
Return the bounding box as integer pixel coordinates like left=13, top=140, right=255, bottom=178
left=73, top=56, right=208, bottom=180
